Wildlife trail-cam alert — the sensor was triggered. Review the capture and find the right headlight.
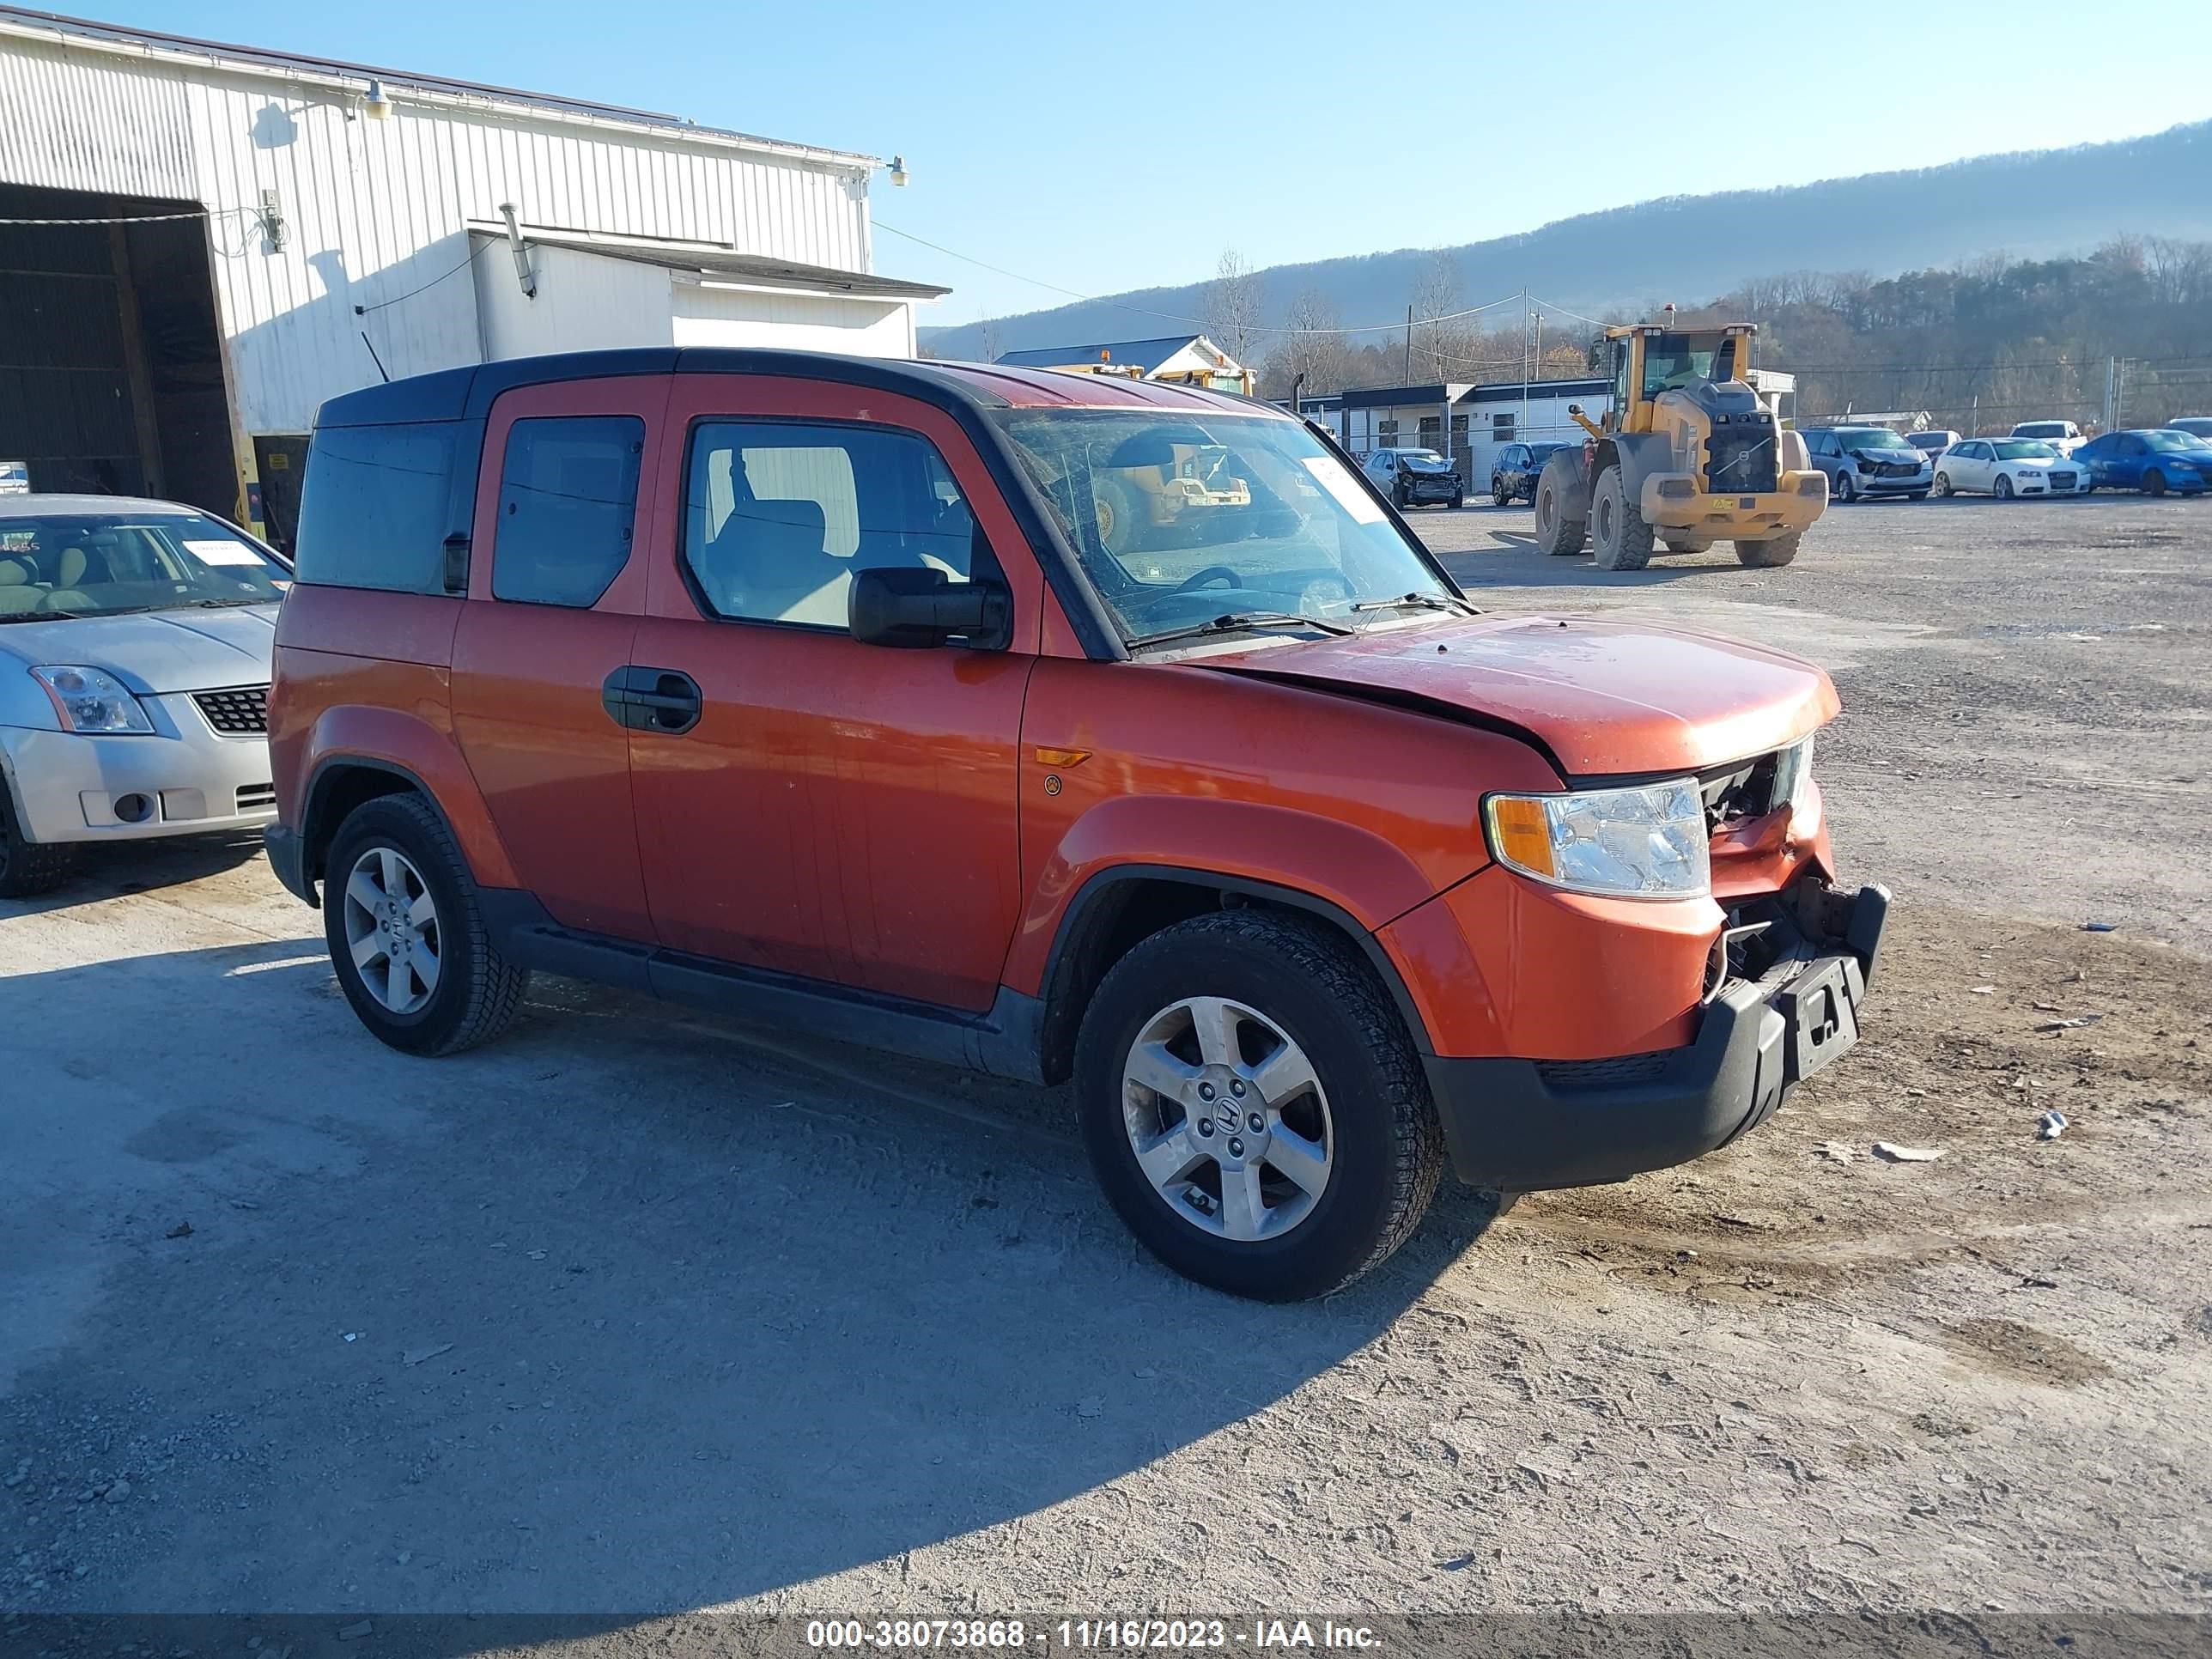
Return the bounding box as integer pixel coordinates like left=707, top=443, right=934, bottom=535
left=1483, top=779, right=1710, bottom=899
left=30, top=665, right=155, bottom=734
left=1769, top=732, right=1815, bottom=811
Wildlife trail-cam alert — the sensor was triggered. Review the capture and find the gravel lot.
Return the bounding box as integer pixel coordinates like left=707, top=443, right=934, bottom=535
left=2, top=496, right=2208, bottom=1636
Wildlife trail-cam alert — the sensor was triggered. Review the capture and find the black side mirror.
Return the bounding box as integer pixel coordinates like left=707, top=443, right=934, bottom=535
left=849, top=566, right=1006, bottom=649
left=1567, top=404, right=1583, bottom=417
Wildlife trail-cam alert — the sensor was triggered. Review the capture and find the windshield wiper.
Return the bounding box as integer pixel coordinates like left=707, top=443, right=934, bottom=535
left=1347, top=591, right=1479, bottom=617
left=0, top=609, right=89, bottom=623
left=1127, top=611, right=1356, bottom=649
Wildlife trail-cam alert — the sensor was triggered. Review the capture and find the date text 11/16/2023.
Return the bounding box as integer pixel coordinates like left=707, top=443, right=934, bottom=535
left=804, top=1620, right=1384, bottom=1651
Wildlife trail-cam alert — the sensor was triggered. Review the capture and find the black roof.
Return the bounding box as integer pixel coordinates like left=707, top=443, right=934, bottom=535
left=316, top=349, right=1019, bottom=427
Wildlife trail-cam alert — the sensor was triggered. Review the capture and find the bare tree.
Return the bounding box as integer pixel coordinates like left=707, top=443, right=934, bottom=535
left=1262, top=288, right=1349, bottom=398
left=975, top=319, right=1002, bottom=366
left=1407, top=250, right=1478, bottom=380
left=1202, top=249, right=1267, bottom=371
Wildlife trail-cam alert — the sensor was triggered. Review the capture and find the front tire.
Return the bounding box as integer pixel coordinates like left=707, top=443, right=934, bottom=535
left=1835, top=471, right=1858, bottom=503
left=1589, top=465, right=1654, bottom=571
left=324, top=793, right=529, bottom=1057
left=1995, top=475, right=2015, bottom=501
left=2145, top=471, right=2167, bottom=497
left=1492, top=481, right=1510, bottom=507
left=1534, top=473, right=1585, bottom=555
left=1932, top=471, right=1953, bottom=497
left=1074, top=910, right=1444, bottom=1302
left=1449, top=490, right=1464, bottom=511
left=0, top=787, right=78, bottom=899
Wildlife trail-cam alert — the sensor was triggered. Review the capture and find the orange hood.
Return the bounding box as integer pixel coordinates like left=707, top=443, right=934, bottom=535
left=1200, top=613, right=1839, bottom=777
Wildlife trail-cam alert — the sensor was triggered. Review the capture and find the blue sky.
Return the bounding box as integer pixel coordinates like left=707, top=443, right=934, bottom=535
left=107, top=1, right=2212, bottom=325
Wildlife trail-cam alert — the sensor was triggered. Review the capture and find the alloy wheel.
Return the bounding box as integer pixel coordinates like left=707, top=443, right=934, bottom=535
left=342, top=845, right=442, bottom=1015
left=1120, top=995, right=1334, bottom=1243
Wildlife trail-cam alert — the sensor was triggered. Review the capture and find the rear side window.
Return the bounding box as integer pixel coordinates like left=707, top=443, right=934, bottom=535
left=490, top=416, right=645, bottom=608
left=681, top=420, right=993, bottom=631
left=294, top=422, right=460, bottom=593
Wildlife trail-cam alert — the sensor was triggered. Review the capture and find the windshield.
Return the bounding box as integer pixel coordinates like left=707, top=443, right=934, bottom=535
left=1640, top=333, right=1725, bottom=397
left=1835, top=428, right=1907, bottom=452
left=1991, top=441, right=2059, bottom=460
left=0, top=512, right=287, bottom=620
left=996, top=410, right=1456, bottom=645
left=1398, top=449, right=1446, bottom=464
left=2143, top=430, right=2209, bottom=452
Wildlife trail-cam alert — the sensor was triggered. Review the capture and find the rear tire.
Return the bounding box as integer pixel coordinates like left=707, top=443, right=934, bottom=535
left=0, top=787, right=78, bottom=899
left=1906, top=490, right=1930, bottom=501
left=1094, top=477, right=1147, bottom=556
left=324, top=793, right=529, bottom=1057
left=1074, top=909, right=1444, bottom=1302
left=1589, top=465, right=1654, bottom=571
left=1735, top=533, right=1802, bottom=568
left=1534, top=474, right=1585, bottom=555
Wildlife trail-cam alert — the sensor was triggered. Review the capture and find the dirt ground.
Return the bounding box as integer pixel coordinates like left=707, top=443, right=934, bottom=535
left=2, top=496, right=2208, bottom=1636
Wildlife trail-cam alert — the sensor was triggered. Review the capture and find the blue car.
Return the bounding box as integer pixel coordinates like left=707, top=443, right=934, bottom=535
left=2071, top=428, right=2212, bottom=495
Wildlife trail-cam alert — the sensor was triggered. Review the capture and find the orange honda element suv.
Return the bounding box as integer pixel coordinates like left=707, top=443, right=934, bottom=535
left=267, top=349, right=1887, bottom=1301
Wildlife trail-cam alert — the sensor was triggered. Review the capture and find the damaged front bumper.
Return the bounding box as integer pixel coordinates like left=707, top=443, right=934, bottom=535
left=1424, top=879, right=1889, bottom=1191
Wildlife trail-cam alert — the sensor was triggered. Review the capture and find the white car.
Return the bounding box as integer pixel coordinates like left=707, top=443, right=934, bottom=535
left=1930, top=439, right=2090, bottom=500
left=0, top=495, right=288, bottom=896
left=2008, top=420, right=2086, bottom=457
left=1904, top=429, right=1961, bottom=463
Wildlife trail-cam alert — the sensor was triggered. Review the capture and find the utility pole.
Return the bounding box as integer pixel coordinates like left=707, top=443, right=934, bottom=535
left=2103, top=356, right=2116, bottom=431
left=1405, top=304, right=1413, bottom=382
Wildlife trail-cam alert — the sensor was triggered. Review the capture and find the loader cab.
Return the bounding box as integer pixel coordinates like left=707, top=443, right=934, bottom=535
left=1605, top=325, right=1753, bottom=434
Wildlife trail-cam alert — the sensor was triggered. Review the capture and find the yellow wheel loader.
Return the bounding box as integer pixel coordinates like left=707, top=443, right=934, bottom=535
left=1532, top=323, right=1827, bottom=570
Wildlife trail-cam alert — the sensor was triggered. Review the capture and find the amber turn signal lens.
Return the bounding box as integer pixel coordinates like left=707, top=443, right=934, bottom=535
left=1484, top=796, right=1557, bottom=878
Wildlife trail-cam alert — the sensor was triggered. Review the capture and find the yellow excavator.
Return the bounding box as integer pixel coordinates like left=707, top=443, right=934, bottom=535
left=1533, top=322, right=1827, bottom=569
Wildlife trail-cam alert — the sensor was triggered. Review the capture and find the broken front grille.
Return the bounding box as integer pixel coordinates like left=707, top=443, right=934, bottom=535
left=193, top=685, right=269, bottom=735
left=1698, top=750, right=1783, bottom=831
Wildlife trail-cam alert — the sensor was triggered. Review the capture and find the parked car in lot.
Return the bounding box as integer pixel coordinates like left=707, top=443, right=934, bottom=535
left=2008, top=420, right=2086, bottom=456
left=0, top=463, right=28, bottom=495
left=1929, top=438, right=2089, bottom=499
left=2071, top=428, right=2212, bottom=495
left=1360, top=447, right=1463, bottom=509
left=2166, top=417, right=2212, bottom=442
left=1490, top=441, right=1570, bottom=506
left=1800, top=425, right=1934, bottom=502
left=1903, top=429, right=1961, bottom=462
left=0, top=495, right=287, bottom=896
left=266, top=348, right=1887, bottom=1302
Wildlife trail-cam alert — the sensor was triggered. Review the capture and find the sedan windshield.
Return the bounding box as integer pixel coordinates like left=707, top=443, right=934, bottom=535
left=1398, top=449, right=1447, bottom=464
left=996, top=410, right=1458, bottom=645
left=1990, top=441, right=2058, bottom=460
left=1836, top=428, right=1908, bottom=452
left=0, top=512, right=287, bottom=620
left=2142, top=430, right=2209, bottom=453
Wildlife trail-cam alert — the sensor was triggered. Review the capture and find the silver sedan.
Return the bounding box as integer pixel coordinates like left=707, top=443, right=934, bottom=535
left=0, top=495, right=288, bottom=897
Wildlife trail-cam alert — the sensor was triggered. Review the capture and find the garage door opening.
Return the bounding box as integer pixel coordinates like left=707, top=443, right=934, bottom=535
left=0, top=182, right=236, bottom=521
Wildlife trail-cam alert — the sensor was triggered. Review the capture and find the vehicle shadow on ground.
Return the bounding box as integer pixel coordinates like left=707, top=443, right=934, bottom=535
left=0, top=830, right=265, bottom=921
left=4, top=942, right=1506, bottom=1620
left=1440, top=532, right=1729, bottom=589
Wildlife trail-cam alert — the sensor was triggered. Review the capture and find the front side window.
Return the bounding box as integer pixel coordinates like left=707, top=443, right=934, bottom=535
left=490, top=416, right=644, bottom=608
left=997, top=408, right=1456, bottom=646
left=295, top=422, right=459, bottom=594
left=0, top=512, right=286, bottom=621
left=683, top=420, right=992, bottom=632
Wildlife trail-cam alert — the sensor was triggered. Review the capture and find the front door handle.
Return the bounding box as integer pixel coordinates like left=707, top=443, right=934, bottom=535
left=601, top=665, right=702, bottom=735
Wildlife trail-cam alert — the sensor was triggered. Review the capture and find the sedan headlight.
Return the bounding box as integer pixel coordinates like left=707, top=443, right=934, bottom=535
left=1483, top=780, right=1709, bottom=899
left=30, top=665, right=155, bottom=734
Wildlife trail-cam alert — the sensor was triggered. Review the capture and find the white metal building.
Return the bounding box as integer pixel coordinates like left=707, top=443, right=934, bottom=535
left=0, top=7, right=945, bottom=547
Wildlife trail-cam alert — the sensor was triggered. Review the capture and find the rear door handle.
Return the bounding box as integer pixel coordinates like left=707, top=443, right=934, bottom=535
left=601, top=665, right=702, bottom=735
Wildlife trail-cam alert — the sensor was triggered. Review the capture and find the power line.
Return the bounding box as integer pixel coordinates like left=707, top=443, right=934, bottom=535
left=354, top=237, right=494, bottom=315
left=0, top=209, right=210, bottom=224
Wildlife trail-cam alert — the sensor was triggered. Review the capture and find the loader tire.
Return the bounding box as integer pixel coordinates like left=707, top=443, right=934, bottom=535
left=1589, top=466, right=1653, bottom=571
left=1534, top=473, right=1585, bottom=556
left=1735, top=534, right=1802, bottom=568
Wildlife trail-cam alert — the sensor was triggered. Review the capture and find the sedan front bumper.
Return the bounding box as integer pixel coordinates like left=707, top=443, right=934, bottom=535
left=1423, top=881, right=1889, bottom=1191
left=1, top=696, right=275, bottom=846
